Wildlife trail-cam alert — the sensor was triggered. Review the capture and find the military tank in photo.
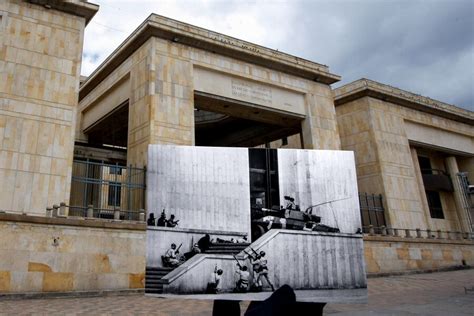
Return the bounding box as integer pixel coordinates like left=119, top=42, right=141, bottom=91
left=251, top=196, right=342, bottom=241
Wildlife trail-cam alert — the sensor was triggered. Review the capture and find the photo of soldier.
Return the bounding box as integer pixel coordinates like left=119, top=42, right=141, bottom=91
left=147, top=213, right=155, bottom=226
left=183, top=243, right=201, bottom=260
left=197, top=234, right=211, bottom=252
left=256, top=251, right=274, bottom=291
left=206, top=265, right=223, bottom=294
left=166, top=214, right=179, bottom=227
left=163, top=243, right=182, bottom=267
left=233, top=255, right=249, bottom=293
left=246, top=248, right=274, bottom=292
left=157, top=209, right=167, bottom=227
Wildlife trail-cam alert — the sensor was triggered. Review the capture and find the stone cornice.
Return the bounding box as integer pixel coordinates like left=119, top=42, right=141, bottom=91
left=334, top=79, right=474, bottom=125
left=79, top=14, right=341, bottom=100
left=27, top=0, right=99, bottom=25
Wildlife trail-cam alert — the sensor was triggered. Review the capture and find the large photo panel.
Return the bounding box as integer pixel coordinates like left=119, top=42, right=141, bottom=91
left=146, top=145, right=367, bottom=303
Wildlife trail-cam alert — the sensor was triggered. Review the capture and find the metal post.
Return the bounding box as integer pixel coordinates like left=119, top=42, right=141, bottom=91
left=437, top=229, right=443, bottom=239
left=59, top=202, right=66, bottom=217
left=114, top=207, right=120, bottom=220
left=369, top=225, right=375, bottom=236
left=416, top=228, right=422, bottom=238
left=52, top=204, right=59, bottom=217
left=405, top=229, right=412, bottom=238
left=427, top=229, right=433, bottom=239
left=127, top=165, right=132, bottom=211
left=87, top=204, right=94, bottom=218
left=393, top=228, right=400, bottom=237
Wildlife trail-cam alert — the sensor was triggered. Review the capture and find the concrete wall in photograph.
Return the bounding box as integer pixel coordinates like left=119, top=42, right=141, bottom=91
left=146, top=226, right=246, bottom=268
left=162, top=229, right=366, bottom=294
left=147, top=145, right=251, bottom=235
left=278, top=149, right=361, bottom=234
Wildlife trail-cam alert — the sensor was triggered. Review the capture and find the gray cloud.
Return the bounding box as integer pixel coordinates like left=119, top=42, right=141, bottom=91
left=82, top=0, right=473, bottom=110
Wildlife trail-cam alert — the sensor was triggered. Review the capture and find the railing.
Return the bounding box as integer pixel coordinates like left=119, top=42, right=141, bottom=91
left=457, top=172, right=474, bottom=230
left=69, top=159, right=146, bottom=218
left=359, top=193, right=386, bottom=233
left=363, top=225, right=474, bottom=241
left=44, top=202, right=146, bottom=222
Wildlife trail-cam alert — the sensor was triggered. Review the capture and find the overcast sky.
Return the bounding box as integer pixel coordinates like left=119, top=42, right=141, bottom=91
left=82, top=0, right=473, bottom=111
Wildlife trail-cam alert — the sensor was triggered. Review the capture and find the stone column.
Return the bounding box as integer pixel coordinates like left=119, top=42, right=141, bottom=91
left=127, top=38, right=195, bottom=168
left=445, top=156, right=471, bottom=233
left=301, top=85, right=341, bottom=150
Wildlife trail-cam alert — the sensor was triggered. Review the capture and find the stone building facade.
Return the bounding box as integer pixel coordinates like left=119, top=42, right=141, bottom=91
left=334, top=79, right=473, bottom=233
left=0, top=0, right=98, bottom=215
left=0, top=0, right=473, bottom=295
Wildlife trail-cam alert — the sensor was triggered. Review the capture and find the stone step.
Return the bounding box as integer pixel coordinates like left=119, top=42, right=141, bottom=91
left=146, top=267, right=173, bottom=272
left=206, top=250, right=243, bottom=254
left=209, top=243, right=250, bottom=248
left=145, top=280, right=165, bottom=286
left=145, top=274, right=166, bottom=280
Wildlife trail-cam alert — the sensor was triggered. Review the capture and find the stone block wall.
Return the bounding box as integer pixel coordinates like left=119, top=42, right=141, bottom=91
left=364, top=235, right=474, bottom=275
left=336, top=95, right=473, bottom=231
left=79, top=32, right=342, bottom=169
left=0, top=1, right=88, bottom=215
left=0, top=214, right=145, bottom=294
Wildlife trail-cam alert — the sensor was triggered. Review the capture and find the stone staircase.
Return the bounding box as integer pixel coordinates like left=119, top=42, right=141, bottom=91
left=206, top=242, right=251, bottom=255
left=145, top=243, right=249, bottom=294
left=145, top=266, right=174, bottom=294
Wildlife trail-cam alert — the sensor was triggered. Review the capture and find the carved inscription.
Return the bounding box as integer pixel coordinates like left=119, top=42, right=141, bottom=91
left=231, top=80, right=272, bottom=104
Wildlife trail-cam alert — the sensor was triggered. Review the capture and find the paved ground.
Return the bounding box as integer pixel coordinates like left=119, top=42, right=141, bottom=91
left=0, top=269, right=473, bottom=315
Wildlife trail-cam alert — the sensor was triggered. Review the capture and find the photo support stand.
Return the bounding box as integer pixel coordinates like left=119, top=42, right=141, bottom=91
left=212, top=285, right=326, bottom=316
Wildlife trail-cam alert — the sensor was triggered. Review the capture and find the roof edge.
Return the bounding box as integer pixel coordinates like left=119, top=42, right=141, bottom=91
left=80, top=14, right=340, bottom=100
left=27, top=0, right=99, bottom=25
left=334, top=79, right=474, bottom=125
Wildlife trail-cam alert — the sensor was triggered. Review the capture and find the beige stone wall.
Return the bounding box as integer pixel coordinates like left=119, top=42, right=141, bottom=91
left=364, top=235, right=474, bottom=275
left=336, top=96, right=473, bottom=231
left=79, top=36, right=341, bottom=168
left=0, top=1, right=87, bottom=215
left=0, top=214, right=145, bottom=293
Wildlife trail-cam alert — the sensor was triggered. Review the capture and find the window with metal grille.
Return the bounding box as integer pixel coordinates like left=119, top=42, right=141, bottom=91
left=108, top=182, right=121, bottom=207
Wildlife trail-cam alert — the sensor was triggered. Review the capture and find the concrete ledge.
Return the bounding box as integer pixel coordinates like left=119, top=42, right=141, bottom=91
left=80, top=14, right=340, bottom=100
left=0, top=289, right=144, bottom=301
left=334, top=78, right=474, bottom=125
left=364, top=234, right=474, bottom=245
left=0, top=213, right=146, bottom=231
left=367, top=265, right=471, bottom=278
left=27, top=0, right=99, bottom=25
left=147, top=226, right=246, bottom=236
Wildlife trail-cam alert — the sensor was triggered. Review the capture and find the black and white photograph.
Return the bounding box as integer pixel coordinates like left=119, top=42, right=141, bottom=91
left=146, top=145, right=367, bottom=302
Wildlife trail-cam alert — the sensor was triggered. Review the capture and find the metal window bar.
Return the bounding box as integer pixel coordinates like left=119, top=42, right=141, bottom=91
left=457, top=172, right=474, bottom=232
left=69, top=159, right=146, bottom=220
left=359, top=193, right=386, bottom=233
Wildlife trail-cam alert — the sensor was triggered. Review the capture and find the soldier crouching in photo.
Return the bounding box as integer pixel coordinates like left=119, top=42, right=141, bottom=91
left=164, top=243, right=182, bottom=267
left=235, top=265, right=250, bottom=293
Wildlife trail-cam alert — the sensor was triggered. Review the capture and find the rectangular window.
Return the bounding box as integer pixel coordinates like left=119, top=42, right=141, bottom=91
left=108, top=182, right=121, bottom=206
left=109, top=165, right=122, bottom=175
left=425, top=190, right=444, bottom=219
left=418, top=156, right=432, bottom=174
